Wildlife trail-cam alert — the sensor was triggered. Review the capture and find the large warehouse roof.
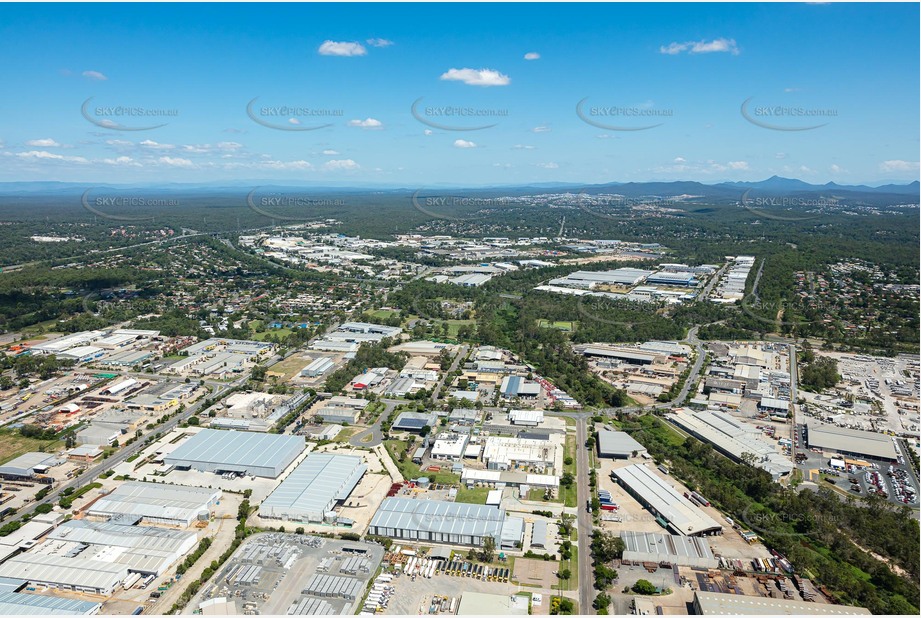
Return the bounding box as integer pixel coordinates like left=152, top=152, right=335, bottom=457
left=0, top=554, right=127, bottom=593
left=0, top=591, right=101, bottom=615
left=805, top=419, right=897, bottom=460
left=694, top=592, right=870, bottom=615
left=597, top=430, right=647, bottom=458
left=369, top=498, right=505, bottom=539
left=87, top=481, right=219, bottom=525
left=164, top=429, right=304, bottom=477
left=621, top=531, right=718, bottom=569
left=611, top=464, right=722, bottom=536
left=48, top=519, right=197, bottom=556
left=259, top=453, right=367, bottom=522
left=0, top=452, right=57, bottom=477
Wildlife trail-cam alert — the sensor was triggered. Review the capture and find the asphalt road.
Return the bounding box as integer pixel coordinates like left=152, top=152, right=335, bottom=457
left=574, top=415, right=594, bottom=614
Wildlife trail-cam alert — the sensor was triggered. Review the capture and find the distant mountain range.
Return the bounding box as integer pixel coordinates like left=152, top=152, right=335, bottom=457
left=0, top=176, right=917, bottom=199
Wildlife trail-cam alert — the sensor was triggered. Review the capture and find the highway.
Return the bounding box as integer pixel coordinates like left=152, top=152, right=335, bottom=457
left=573, top=414, right=594, bottom=614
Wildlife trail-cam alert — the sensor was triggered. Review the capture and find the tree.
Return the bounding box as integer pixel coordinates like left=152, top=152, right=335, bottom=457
left=557, top=568, right=571, bottom=581
left=480, top=536, right=496, bottom=563
left=631, top=579, right=657, bottom=595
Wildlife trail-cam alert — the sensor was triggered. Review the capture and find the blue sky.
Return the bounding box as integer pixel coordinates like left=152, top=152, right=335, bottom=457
left=0, top=2, right=918, bottom=186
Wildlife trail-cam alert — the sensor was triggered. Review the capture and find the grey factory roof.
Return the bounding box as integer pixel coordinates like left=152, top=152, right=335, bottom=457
left=531, top=520, right=548, bottom=548
left=694, top=592, right=870, bottom=615
left=805, top=419, right=897, bottom=460
left=621, top=531, right=718, bottom=569
left=611, top=464, right=722, bottom=536
left=164, top=429, right=304, bottom=472
left=87, top=481, right=219, bottom=524
left=47, top=519, right=197, bottom=555
left=0, top=554, right=127, bottom=592
left=392, top=412, right=436, bottom=431
left=259, top=454, right=367, bottom=521
left=370, top=498, right=505, bottom=538
left=0, top=591, right=101, bottom=615
left=0, top=452, right=57, bottom=477
left=597, top=430, right=647, bottom=457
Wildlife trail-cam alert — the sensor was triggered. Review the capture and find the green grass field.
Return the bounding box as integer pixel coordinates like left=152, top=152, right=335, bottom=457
left=0, top=430, right=61, bottom=465
left=561, top=434, right=578, bottom=507
left=455, top=486, right=491, bottom=504
left=366, top=309, right=400, bottom=320
left=536, top=319, right=576, bottom=332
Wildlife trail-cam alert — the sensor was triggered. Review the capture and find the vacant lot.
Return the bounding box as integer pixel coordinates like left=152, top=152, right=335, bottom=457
left=0, top=430, right=60, bottom=465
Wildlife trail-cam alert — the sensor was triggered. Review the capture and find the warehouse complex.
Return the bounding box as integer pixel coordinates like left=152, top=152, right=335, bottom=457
left=805, top=418, right=898, bottom=462
left=597, top=430, right=648, bottom=459
left=667, top=409, right=794, bottom=480
left=692, top=591, right=870, bottom=615
left=87, top=481, right=221, bottom=527
left=620, top=531, right=719, bottom=569
left=0, top=590, right=101, bottom=615
left=368, top=498, right=524, bottom=548
left=259, top=453, right=367, bottom=523
left=164, top=429, right=305, bottom=477
left=611, top=464, right=723, bottom=536
left=0, top=554, right=128, bottom=595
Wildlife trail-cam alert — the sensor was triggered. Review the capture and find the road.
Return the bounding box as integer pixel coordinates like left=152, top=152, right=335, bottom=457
left=573, top=415, right=594, bottom=614
left=430, top=344, right=469, bottom=404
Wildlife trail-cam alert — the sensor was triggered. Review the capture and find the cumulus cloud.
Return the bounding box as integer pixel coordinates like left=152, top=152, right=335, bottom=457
left=347, top=118, right=383, bottom=129
left=260, top=159, right=313, bottom=170
left=674, top=156, right=686, bottom=163
left=536, top=162, right=559, bottom=169
left=16, top=150, right=88, bottom=163
left=318, top=40, right=367, bottom=56
left=524, top=52, right=540, bottom=60
left=440, top=68, right=510, bottom=87
left=103, top=156, right=141, bottom=167
left=513, top=144, right=535, bottom=150
left=453, top=139, right=477, bottom=148
left=26, top=138, right=61, bottom=147
left=322, top=149, right=340, bottom=156
left=366, top=38, right=393, bottom=48
left=880, top=160, right=920, bottom=173
left=531, top=125, right=551, bottom=133
left=728, top=161, right=749, bottom=170
left=323, top=158, right=359, bottom=171
left=660, top=38, right=739, bottom=55
left=139, top=139, right=175, bottom=150
left=82, top=70, right=108, bottom=80
left=158, top=156, right=194, bottom=168
left=423, top=129, right=433, bottom=136
left=106, top=139, right=133, bottom=147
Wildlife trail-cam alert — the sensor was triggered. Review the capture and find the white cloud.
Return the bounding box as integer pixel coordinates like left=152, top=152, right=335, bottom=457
left=880, top=160, right=920, bottom=173
left=532, top=125, right=551, bottom=133
left=660, top=38, right=739, bottom=55
left=453, top=139, right=477, bottom=149
left=260, top=159, right=313, bottom=170
left=348, top=118, right=383, bottom=129
left=494, top=163, right=513, bottom=168
left=536, top=162, right=559, bottom=169
left=799, top=165, right=816, bottom=174
left=423, top=129, right=433, bottom=136
left=16, top=150, right=87, bottom=163
left=674, top=156, right=686, bottom=163
left=829, top=164, right=842, bottom=174
left=103, top=156, right=141, bottom=167
left=82, top=70, right=108, bottom=81
left=318, top=40, right=367, bottom=56
left=366, top=38, right=393, bottom=48
left=728, top=161, right=749, bottom=170
left=784, top=87, right=800, bottom=92
left=106, top=139, right=133, bottom=147
left=775, top=152, right=787, bottom=159
left=524, top=52, right=540, bottom=60
left=26, top=138, right=61, bottom=147
left=158, top=156, right=194, bottom=168
left=440, top=68, right=510, bottom=87
left=322, top=149, right=340, bottom=156
left=216, top=141, right=243, bottom=151
left=139, top=139, right=174, bottom=150
left=513, top=144, right=535, bottom=150
left=323, top=158, right=359, bottom=171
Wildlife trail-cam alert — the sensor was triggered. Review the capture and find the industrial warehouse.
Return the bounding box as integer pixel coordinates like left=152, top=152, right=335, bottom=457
left=0, top=553, right=128, bottom=596
left=597, top=429, right=648, bottom=459
left=164, top=429, right=305, bottom=477
left=367, top=498, right=524, bottom=548
left=86, top=481, right=221, bottom=527
left=259, top=453, right=367, bottom=523
left=611, top=464, right=723, bottom=536
left=620, top=530, right=719, bottom=569
left=805, top=418, right=899, bottom=462
left=667, top=409, right=794, bottom=480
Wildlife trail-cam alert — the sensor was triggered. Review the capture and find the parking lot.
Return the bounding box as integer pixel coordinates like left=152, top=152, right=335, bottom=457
left=186, top=532, right=383, bottom=615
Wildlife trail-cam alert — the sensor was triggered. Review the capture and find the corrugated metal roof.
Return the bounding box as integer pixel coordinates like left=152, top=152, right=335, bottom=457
left=369, top=498, right=505, bottom=538
left=259, top=454, right=366, bottom=521
left=87, top=481, right=219, bottom=524
left=47, top=519, right=197, bottom=555
left=597, top=430, right=646, bottom=457
left=0, top=591, right=100, bottom=615
left=0, top=554, right=127, bottom=591
left=164, top=429, right=304, bottom=473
